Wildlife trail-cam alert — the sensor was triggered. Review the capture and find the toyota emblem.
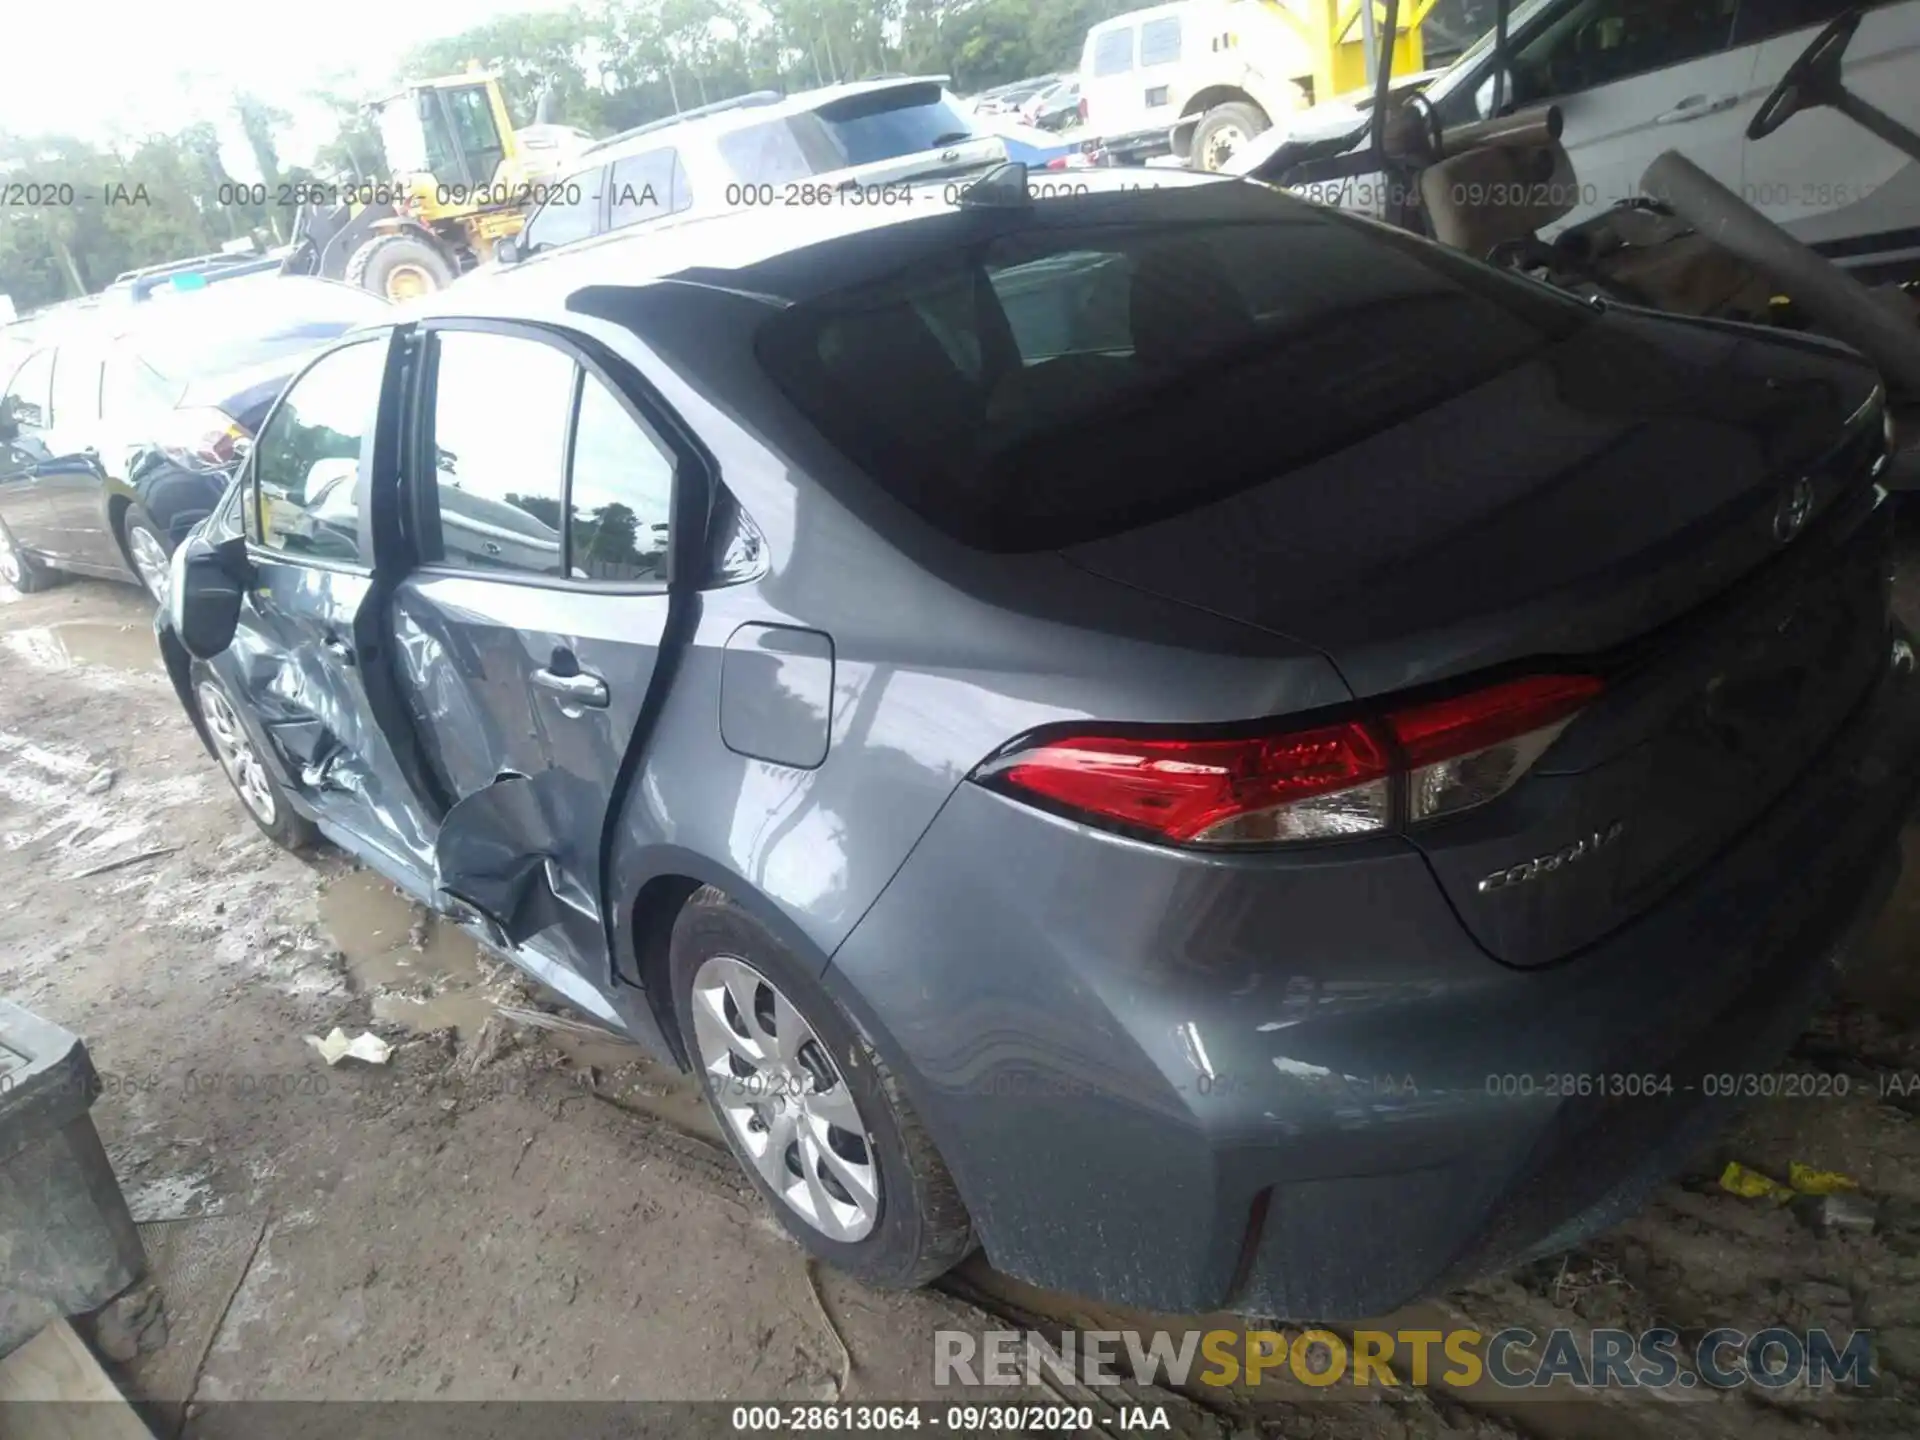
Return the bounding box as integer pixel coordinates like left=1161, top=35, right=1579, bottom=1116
left=1774, top=477, right=1815, bottom=543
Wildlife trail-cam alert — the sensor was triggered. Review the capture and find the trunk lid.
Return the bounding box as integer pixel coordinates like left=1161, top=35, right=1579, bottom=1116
left=1064, top=312, right=1891, bottom=966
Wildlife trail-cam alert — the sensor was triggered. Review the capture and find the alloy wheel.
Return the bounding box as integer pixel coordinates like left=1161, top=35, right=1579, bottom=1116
left=689, top=954, right=881, bottom=1242
left=197, top=681, right=278, bottom=826
left=128, top=525, right=172, bottom=607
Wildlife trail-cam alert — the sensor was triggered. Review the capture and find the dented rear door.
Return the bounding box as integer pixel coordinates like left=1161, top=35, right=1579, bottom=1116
left=387, top=320, right=686, bottom=989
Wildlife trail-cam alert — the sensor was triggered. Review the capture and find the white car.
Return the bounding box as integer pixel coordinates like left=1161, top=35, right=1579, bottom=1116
left=501, top=78, right=1006, bottom=266
left=1078, top=0, right=1317, bottom=169
left=1231, top=0, right=1920, bottom=271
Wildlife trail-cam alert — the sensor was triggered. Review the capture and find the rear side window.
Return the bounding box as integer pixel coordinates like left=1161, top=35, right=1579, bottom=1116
left=567, top=373, right=674, bottom=583
left=249, top=338, right=388, bottom=564
left=1140, top=17, right=1183, bottom=66
left=422, top=330, right=572, bottom=577
left=419, top=330, right=676, bottom=584
left=719, top=119, right=829, bottom=185
left=1093, top=28, right=1136, bottom=76
left=757, top=206, right=1588, bottom=552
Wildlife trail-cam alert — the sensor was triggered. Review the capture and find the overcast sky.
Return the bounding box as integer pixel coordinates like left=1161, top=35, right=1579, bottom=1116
left=2, top=0, right=575, bottom=174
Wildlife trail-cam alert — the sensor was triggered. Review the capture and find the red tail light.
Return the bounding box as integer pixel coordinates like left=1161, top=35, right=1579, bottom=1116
left=974, top=673, right=1602, bottom=848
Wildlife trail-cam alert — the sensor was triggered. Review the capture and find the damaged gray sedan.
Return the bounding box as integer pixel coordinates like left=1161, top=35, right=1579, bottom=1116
left=156, top=170, right=1920, bottom=1316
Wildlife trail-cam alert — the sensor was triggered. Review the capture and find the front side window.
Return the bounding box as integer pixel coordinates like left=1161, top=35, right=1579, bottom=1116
left=1507, top=0, right=1738, bottom=103
left=567, top=372, right=674, bottom=583
left=421, top=330, right=573, bottom=577
left=1732, top=0, right=1868, bottom=43
left=1093, top=28, right=1137, bottom=77
left=608, top=149, right=692, bottom=231
left=524, top=168, right=603, bottom=252
left=250, top=338, right=388, bottom=563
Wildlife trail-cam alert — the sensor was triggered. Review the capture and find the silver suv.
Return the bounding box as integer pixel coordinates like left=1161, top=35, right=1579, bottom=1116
left=501, top=77, right=1006, bottom=264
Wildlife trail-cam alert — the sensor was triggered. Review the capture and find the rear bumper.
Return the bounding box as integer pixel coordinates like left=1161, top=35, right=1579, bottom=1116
left=827, top=631, right=1920, bottom=1317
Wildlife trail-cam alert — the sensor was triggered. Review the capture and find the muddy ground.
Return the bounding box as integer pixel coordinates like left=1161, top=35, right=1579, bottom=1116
left=4, top=568, right=1920, bottom=1440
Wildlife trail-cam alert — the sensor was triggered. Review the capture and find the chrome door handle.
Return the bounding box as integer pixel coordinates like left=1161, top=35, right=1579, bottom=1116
left=1655, top=93, right=1739, bottom=124
left=533, top=667, right=609, bottom=708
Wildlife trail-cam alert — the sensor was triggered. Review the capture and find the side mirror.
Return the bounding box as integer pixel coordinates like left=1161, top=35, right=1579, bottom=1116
left=1476, top=67, right=1519, bottom=119
left=169, top=532, right=251, bottom=661
left=496, top=236, right=522, bottom=266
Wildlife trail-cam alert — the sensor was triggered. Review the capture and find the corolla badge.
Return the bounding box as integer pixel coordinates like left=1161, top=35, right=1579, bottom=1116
left=1773, top=477, right=1816, bottom=544
left=1478, top=820, right=1626, bottom=894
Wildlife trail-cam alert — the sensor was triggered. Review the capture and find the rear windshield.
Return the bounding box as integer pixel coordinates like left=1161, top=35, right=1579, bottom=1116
left=129, top=282, right=392, bottom=381
left=757, top=208, right=1590, bottom=551
left=718, top=84, right=976, bottom=183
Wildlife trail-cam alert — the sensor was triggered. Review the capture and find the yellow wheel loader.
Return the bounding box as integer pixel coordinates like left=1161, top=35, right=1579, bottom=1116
left=282, top=68, right=575, bottom=301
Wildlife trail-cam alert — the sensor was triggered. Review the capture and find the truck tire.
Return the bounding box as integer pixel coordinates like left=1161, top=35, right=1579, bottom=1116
left=1192, top=101, right=1271, bottom=172
left=344, top=233, right=457, bottom=301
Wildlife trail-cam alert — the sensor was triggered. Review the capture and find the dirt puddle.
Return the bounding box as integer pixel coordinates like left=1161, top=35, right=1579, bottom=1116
left=2, top=619, right=162, bottom=673
left=316, top=868, right=718, bottom=1138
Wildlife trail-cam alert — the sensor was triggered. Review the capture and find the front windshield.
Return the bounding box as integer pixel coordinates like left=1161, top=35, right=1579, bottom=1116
left=377, top=101, right=430, bottom=174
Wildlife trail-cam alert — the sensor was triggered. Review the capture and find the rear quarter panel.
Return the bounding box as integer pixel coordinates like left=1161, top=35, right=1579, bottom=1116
left=546, top=293, right=1353, bottom=984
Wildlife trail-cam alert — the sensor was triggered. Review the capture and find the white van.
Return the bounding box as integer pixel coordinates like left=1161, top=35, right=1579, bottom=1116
left=1078, top=0, right=1318, bottom=169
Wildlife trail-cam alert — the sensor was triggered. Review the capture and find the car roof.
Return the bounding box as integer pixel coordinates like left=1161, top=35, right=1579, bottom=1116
left=578, top=76, right=962, bottom=169
left=1088, top=0, right=1224, bottom=31
left=408, top=168, right=1271, bottom=325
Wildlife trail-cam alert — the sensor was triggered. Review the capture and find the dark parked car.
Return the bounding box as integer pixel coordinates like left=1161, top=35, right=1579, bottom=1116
left=157, top=169, right=1920, bottom=1315
left=0, top=277, right=391, bottom=606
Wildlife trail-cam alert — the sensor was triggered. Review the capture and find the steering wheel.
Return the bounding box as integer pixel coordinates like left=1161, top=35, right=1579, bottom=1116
left=1748, top=9, right=1862, bottom=141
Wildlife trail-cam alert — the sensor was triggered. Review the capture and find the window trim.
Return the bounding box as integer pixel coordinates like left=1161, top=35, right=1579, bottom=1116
left=405, top=317, right=698, bottom=595
left=241, top=330, right=397, bottom=577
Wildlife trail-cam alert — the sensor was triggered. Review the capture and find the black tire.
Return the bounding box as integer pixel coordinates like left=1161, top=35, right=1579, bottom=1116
left=189, top=663, right=319, bottom=853
left=344, top=232, right=457, bottom=301
left=119, top=503, right=173, bottom=606
left=670, top=887, right=973, bottom=1288
left=1191, top=100, right=1271, bottom=172
left=0, top=516, right=59, bottom=593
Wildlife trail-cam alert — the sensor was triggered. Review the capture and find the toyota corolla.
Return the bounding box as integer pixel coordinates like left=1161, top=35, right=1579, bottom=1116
left=156, top=168, right=1920, bottom=1316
